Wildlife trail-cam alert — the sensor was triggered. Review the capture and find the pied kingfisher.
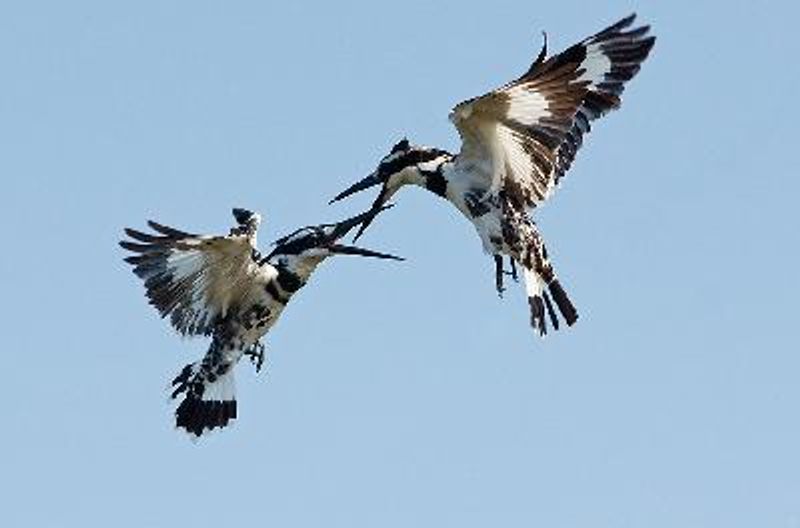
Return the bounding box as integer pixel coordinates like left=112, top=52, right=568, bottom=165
left=121, top=207, right=401, bottom=437
left=331, top=14, right=655, bottom=336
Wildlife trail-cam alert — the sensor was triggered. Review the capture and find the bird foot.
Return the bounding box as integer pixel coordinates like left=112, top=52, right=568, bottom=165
left=494, top=255, right=505, bottom=298
left=244, top=342, right=265, bottom=373
left=505, top=258, right=519, bottom=282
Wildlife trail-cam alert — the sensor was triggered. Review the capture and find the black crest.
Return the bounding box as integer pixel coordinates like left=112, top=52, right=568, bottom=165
left=391, top=138, right=410, bottom=154
left=232, top=208, right=255, bottom=225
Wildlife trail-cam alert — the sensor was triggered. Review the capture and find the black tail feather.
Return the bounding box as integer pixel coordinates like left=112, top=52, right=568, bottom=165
left=170, top=362, right=237, bottom=437
left=548, top=279, right=578, bottom=326
left=175, top=397, right=237, bottom=437
left=528, top=295, right=548, bottom=336
left=542, top=291, right=560, bottom=331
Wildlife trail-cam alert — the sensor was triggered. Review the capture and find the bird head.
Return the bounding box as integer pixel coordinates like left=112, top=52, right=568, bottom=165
left=266, top=206, right=403, bottom=278
left=329, top=138, right=450, bottom=240
left=230, top=207, right=262, bottom=238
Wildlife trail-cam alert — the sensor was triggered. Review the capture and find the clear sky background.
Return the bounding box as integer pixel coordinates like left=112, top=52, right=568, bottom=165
left=2, top=1, right=798, bottom=526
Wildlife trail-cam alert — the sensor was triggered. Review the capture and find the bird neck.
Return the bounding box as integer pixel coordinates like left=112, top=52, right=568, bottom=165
left=277, top=257, right=322, bottom=286
left=409, top=153, right=453, bottom=199
left=275, top=264, right=308, bottom=292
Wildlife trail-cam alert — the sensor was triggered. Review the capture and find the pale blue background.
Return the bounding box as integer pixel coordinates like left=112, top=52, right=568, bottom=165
left=2, top=1, right=798, bottom=526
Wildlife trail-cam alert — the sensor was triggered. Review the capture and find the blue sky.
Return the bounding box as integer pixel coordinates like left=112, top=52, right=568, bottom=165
left=2, top=1, right=798, bottom=526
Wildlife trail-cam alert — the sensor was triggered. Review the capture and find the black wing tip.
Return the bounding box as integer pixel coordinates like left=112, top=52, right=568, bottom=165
left=641, top=35, right=657, bottom=52
left=147, top=220, right=196, bottom=238
left=119, top=240, right=149, bottom=253
left=147, top=220, right=173, bottom=234
left=613, top=13, right=637, bottom=30
left=593, top=13, right=656, bottom=42
left=120, top=220, right=197, bottom=262
left=125, top=227, right=166, bottom=244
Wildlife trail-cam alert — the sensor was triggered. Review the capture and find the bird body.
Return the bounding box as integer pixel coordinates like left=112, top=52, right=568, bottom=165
left=120, top=13, right=656, bottom=439
left=121, top=208, right=400, bottom=437
left=332, top=14, right=655, bottom=336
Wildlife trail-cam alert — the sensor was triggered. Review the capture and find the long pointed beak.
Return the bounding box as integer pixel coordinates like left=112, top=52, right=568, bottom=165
left=324, top=205, right=403, bottom=261
left=329, top=173, right=383, bottom=204
left=350, top=194, right=385, bottom=243
left=328, top=205, right=392, bottom=238
left=327, top=244, right=404, bottom=261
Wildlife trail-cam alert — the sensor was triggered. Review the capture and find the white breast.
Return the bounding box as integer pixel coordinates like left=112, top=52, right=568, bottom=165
left=444, top=164, right=505, bottom=254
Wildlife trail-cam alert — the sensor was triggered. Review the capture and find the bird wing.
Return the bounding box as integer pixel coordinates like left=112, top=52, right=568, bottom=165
left=121, top=220, right=277, bottom=337
left=552, top=15, right=655, bottom=186
left=450, top=14, right=655, bottom=208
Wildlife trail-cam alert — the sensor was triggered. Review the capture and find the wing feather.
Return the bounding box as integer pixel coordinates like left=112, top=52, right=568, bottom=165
left=120, top=220, right=276, bottom=337
left=450, top=14, right=655, bottom=207
left=553, top=17, right=655, bottom=185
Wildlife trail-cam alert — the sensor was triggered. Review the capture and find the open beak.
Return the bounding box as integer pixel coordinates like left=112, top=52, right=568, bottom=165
left=329, top=172, right=383, bottom=204
left=329, top=172, right=390, bottom=242
left=327, top=244, right=402, bottom=260
left=325, top=206, right=403, bottom=261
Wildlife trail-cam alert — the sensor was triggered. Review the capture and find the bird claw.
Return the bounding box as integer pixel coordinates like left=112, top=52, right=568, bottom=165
left=494, top=255, right=518, bottom=295
left=506, top=258, right=519, bottom=282
left=494, top=255, right=505, bottom=298
left=244, top=342, right=265, bottom=373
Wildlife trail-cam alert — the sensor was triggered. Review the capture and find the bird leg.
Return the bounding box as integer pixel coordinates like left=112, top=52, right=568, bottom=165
left=244, top=341, right=266, bottom=373
left=506, top=257, right=519, bottom=282
left=494, top=255, right=505, bottom=298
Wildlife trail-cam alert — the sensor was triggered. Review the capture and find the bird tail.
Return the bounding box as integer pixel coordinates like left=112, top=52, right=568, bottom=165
left=170, top=359, right=238, bottom=438
left=523, top=267, right=578, bottom=337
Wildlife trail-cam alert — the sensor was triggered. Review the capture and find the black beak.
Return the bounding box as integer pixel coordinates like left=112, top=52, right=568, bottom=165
left=351, top=189, right=388, bottom=242
left=327, top=244, right=403, bottom=260
left=325, top=206, right=403, bottom=261
left=329, top=173, right=383, bottom=204
left=329, top=172, right=390, bottom=242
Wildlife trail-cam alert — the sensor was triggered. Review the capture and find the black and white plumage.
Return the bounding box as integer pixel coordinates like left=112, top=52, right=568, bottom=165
left=331, top=14, right=655, bottom=337
left=121, top=207, right=401, bottom=437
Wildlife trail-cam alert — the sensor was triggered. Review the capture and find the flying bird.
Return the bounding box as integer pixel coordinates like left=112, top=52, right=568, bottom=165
left=331, top=14, right=655, bottom=336
left=120, top=207, right=401, bottom=437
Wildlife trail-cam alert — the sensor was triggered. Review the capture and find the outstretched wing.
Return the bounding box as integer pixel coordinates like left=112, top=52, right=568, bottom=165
left=120, top=220, right=277, bottom=337
left=552, top=15, right=655, bottom=185
left=450, top=14, right=655, bottom=208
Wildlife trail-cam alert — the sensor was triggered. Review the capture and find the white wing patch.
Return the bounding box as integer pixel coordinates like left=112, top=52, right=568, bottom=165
left=577, top=42, right=613, bottom=84
left=504, top=87, right=551, bottom=126
left=553, top=16, right=656, bottom=185
left=496, top=125, right=556, bottom=202
left=164, top=245, right=212, bottom=321
left=121, top=221, right=278, bottom=337
left=449, top=14, right=655, bottom=208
